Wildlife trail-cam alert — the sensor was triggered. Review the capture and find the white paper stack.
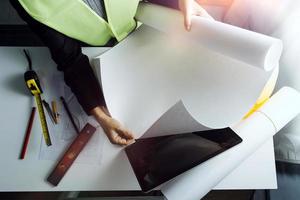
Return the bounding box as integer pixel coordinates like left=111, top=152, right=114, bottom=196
left=92, top=3, right=299, bottom=200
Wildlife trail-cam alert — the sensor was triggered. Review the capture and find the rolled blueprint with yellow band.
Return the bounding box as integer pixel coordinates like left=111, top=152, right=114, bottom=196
left=161, top=87, right=300, bottom=200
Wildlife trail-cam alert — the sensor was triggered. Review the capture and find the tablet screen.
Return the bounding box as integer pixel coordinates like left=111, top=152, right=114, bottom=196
left=125, top=128, right=242, bottom=192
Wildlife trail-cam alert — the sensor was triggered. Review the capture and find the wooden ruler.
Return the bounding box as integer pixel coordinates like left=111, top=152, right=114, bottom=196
left=47, top=123, right=96, bottom=186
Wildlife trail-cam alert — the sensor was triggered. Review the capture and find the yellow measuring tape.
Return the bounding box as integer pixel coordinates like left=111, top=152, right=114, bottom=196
left=25, top=74, right=52, bottom=146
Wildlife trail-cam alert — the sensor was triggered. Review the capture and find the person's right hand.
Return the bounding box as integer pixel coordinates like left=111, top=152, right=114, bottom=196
left=178, top=0, right=214, bottom=31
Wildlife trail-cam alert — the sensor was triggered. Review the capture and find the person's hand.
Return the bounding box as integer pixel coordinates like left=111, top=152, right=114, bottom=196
left=100, top=117, right=135, bottom=145
left=90, top=106, right=135, bottom=146
left=178, top=0, right=214, bottom=31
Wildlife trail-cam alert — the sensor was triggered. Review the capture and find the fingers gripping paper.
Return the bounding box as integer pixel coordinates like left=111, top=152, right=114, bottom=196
left=97, top=3, right=283, bottom=138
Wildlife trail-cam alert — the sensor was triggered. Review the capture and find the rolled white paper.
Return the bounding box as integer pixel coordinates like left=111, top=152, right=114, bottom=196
left=136, top=3, right=283, bottom=71
left=161, top=87, right=300, bottom=200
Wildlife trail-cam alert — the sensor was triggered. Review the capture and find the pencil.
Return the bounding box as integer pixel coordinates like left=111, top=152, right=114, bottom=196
left=51, top=100, right=59, bottom=124
left=20, top=107, right=36, bottom=160
left=60, top=96, right=80, bottom=134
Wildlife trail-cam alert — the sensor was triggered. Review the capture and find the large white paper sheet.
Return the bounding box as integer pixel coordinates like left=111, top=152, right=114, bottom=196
left=161, top=87, right=300, bottom=200
left=98, top=23, right=280, bottom=138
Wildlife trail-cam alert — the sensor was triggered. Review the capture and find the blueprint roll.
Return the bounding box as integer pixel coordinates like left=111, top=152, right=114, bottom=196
left=161, top=87, right=300, bottom=200
left=136, top=2, right=282, bottom=71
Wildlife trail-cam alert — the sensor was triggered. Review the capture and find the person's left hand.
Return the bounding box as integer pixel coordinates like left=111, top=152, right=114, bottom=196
left=178, top=0, right=214, bottom=31
left=90, top=106, right=135, bottom=146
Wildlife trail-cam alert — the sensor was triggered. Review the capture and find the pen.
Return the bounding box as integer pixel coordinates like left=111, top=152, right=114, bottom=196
left=20, top=107, right=36, bottom=160
left=60, top=96, right=80, bottom=133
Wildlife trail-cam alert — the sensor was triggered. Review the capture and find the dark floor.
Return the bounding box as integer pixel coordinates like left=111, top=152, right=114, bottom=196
left=0, top=190, right=255, bottom=200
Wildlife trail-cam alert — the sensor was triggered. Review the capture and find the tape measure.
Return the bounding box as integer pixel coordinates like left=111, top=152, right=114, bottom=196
left=24, top=70, right=52, bottom=146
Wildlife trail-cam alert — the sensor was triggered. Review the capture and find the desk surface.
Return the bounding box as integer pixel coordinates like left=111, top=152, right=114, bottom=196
left=0, top=47, right=277, bottom=191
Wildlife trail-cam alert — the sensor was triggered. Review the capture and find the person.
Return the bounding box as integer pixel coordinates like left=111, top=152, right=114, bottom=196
left=10, top=0, right=212, bottom=146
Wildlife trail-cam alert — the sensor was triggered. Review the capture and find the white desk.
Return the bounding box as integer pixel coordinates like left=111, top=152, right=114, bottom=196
left=0, top=47, right=277, bottom=191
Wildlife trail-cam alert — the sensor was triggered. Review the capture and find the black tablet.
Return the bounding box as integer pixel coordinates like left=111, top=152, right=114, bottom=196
left=125, top=128, right=242, bottom=192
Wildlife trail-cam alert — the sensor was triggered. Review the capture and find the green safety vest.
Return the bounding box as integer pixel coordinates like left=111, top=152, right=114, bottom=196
left=18, top=0, right=139, bottom=45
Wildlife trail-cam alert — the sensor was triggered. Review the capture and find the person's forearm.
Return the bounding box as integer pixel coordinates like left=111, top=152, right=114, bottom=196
left=62, top=54, right=106, bottom=114
left=90, top=106, right=109, bottom=123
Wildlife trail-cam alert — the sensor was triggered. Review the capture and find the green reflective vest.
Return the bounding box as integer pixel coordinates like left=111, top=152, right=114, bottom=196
left=18, top=0, right=139, bottom=45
